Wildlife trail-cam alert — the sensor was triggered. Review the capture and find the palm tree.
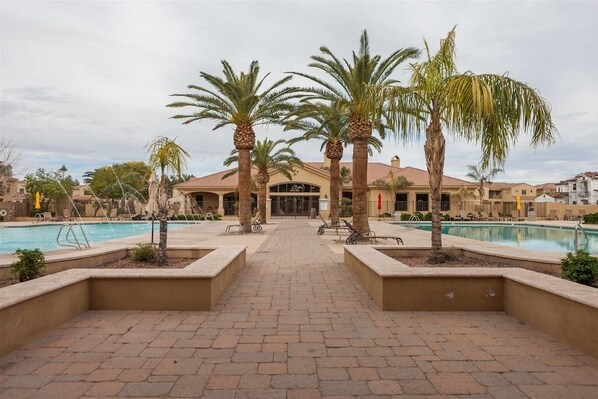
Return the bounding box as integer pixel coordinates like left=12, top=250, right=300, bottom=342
left=222, top=139, right=303, bottom=224
left=381, top=28, right=556, bottom=262
left=168, top=61, right=299, bottom=233
left=285, top=102, right=382, bottom=225
left=291, top=31, right=419, bottom=234
left=450, top=185, right=475, bottom=212
left=372, top=171, right=413, bottom=213
left=465, top=164, right=503, bottom=207
left=146, top=136, right=190, bottom=265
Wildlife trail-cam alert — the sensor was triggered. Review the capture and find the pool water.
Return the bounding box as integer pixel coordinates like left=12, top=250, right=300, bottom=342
left=0, top=222, right=191, bottom=253
left=414, top=223, right=598, bottom=254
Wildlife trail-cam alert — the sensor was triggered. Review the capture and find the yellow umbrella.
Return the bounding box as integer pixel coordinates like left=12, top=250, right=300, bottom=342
left=35, top=192, right=41, bottom=210
left=516, top=195, right=521, bottom=211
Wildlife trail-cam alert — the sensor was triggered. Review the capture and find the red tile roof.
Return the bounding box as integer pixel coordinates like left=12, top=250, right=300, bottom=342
left=175, top=162, right=474, bottom=190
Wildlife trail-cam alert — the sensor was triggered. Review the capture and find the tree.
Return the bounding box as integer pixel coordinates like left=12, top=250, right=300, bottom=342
left=85, top=161, right=152, bottom=206
left=0, top=138, right=22, bottom=179
left=465, top=164, right=503, bottom=206
left=146, top=136, right=190, bottom=266
left=450, top=185, right=475, bottom=211
left=382, top=28, right=556, bottom=262
left=222, top=139, right=302, bottom=224
left=292, top=31, right=418, bottom=234
left=168, top=61, right=299, bottom=233
left=25, top=166, right=79, bottom=212
left=166, top=173, right=195, bottom=197
left=286, top=101, right=382, bottom=225
left=372, top=171, right=413, bottom=212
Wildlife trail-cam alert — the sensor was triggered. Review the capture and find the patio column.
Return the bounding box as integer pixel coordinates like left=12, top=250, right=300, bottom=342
left=218, top=194, right=224, bottom=216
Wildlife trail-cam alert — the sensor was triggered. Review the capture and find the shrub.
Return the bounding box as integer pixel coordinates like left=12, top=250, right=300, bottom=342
left=583, top=213, right=598, bottom=224
left=381, top=212, right=392, bottom=218
left=11, top=249, right=46, bottom=282
left=561, top=250, right=598, bottom=287
left=132, top=243, right=157, bottom=262
left=423, top=212, right=433, bottom=221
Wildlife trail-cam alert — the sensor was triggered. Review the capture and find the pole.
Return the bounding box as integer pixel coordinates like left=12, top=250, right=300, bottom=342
left=151, top=214, right=155, bottom=244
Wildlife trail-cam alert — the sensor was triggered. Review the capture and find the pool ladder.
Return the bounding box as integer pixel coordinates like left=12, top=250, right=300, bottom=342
left=406, top=214, right=421, bottom=229
left=56, top=223, right=91, bottom=250
left=574, top=222, right=588, bottom=251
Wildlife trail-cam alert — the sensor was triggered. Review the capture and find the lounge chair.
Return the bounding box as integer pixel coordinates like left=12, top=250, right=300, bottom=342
left=342, top=219, right=403, bottom=245
left=316, top=214, right=349, bottom=235
left=63, top=209, right=73, bottom=221
left=225, top=211, right=262, bottom=233
left=564, top=209, right=574, bottom=221
left=454, top=210, right=472, bottom=221
left=546, top=209, right=559, bottom=220
left=43, top=212, right=57, bottom=222
left=511, top=210, right=525, bottom=221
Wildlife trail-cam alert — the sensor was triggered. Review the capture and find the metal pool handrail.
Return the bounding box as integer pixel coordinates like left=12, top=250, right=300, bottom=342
left=56, top=223, right=91, bottom=250
left=407, top=214, right=421, bottom=229
left=574, top=222, right=589, bottom=251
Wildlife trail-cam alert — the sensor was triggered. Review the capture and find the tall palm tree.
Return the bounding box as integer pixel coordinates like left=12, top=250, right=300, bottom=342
left=222, top=138, right=303, bottom=224
left=291, top=31, right=419, bottom=234
left=168, top=61, right=299, bottom=232
left=146, top=136, right=190, bottom=265
left=381, top=28, right=556, bottom=262
left=285, top=102, right=382, bottom=225
left=465, top=164, right=503, bottom=207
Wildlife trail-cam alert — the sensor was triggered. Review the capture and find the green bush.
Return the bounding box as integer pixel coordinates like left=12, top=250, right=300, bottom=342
left=583, top=213, right=598, bottom=224
left=132, top=243, right=157, bottom=262
left=381, top=212, right=392, bottom=217
left=400, top=213, right=411, bottom=221
left=11, top=249, right=46, bottom=282
left=175, top=214, right=222, bottom=221
left=561, top=250, right=598, bottom=287
left=423, top=212, right=433, bottom=221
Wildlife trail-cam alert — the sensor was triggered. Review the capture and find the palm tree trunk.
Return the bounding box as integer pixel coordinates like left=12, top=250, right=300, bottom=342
left=329, top=158, right=341, bottom=225
left=352, top=138, right=369, bottom=233
left=258, top=180, right=267, bottom=224
left=238, top=148, right=252, bottom=233
left=157, top=176, right=168, bottom=265
left=424, top=110, right=446, bottom=263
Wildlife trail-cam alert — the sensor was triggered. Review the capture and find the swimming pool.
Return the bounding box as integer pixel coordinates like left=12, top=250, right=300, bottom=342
left=0, top=222, right=192, bottom=253
left=413, top=223, right=598, bottom=254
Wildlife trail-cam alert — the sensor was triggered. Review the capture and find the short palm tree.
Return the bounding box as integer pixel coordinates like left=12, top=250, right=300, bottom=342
left=381, top=27, right=557, bottom=262
left=168, top=61, right=299, bottom=232
left=286, top=102, right=382, bottom=225
left=450, top=185, right=475, bottom=212
left=222, top=139, right=303, bottom=224
left=465, top=164, right=503, bottom=206
left=292, top=31, right=419, bottom=234
left=372, top=171, right=413, bottom=212
left=146, top=136, right=190, bottom=265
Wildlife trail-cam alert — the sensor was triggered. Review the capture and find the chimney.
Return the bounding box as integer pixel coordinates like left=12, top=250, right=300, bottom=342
left=391, top=155, right=401, bottom=169
left=323, top=153, right=331, bottom=169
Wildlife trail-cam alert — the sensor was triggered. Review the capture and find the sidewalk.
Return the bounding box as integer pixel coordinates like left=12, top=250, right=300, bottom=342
left=1, top=220, right=597, bottom=398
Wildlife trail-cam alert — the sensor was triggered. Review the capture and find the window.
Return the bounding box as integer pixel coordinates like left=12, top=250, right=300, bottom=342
left=19, top=188, right=25, bottom=193
left=195, top=195, right=204, bottom=208
left=572, top=183, right=577, bottom=191
left=522, top=189, right=527, bottom=195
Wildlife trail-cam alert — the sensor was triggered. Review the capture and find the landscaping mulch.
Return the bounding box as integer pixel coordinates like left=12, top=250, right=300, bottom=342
left=97, top=257, right=196, bottom=269
left=0, top=278, right=18, bottom=288
left=395, top=255, right=560, bottom=277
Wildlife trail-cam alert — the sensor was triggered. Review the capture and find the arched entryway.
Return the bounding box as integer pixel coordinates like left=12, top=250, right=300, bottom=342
left=270, top=183, right=320, bottom=217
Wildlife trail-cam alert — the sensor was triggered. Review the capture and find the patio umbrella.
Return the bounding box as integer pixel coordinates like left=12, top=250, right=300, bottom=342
left=146, top=171, right=158, bottom=217
left=516, top=195, right=521, bottom=211
left=35, top=192, right=41, bottom=210
left=377, top=193, right=382, bottom=210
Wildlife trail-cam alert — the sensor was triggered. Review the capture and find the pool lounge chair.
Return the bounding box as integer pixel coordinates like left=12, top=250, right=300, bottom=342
left=564, top=209, right=574, bottom=221
left=316, top=214, right=349, bottom=235
left=225, top=211, right=262, bottom=233
left=511, top=210, right=526, bottom=221
left=546, top=209, right=559, bottom=220
left=342, top=219, right=404, bottom=245
left=43, top=212, right=57, bottom=222
left=454, top=210, right=472, bottom=221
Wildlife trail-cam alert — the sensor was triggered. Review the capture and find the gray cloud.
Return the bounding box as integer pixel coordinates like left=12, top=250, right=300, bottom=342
left=1, top=1, right=596, bottom=185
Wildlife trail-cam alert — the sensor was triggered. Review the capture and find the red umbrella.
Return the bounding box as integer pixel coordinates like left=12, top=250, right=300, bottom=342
left=377, top=193, right=382, bottom=210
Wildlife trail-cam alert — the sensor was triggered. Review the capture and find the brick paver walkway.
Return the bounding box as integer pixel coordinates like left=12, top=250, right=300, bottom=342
left=1, top=220, right=597, bottom=398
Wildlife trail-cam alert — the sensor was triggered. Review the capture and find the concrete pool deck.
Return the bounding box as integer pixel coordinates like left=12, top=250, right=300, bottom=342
left=1, top=219, right=597, bottom=398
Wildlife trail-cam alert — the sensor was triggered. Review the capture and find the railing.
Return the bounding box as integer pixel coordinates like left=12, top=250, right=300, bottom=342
left=56, top=223, right=90, bottom=250
left=205, top=212, right=215, bottom=221
left=406, top=214, right=421, bottom=229
left=574, top=222, right=588, bottom=251
left=34, top=213, right=44, bottom=223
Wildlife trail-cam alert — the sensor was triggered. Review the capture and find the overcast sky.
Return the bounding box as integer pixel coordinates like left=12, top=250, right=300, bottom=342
left=1, top=1, right=597, bottom=185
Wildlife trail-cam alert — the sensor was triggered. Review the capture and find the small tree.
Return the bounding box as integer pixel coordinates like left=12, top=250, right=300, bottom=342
left=11, top=249, right=45, bottom=282
left=372, top=171, right=413, bottom=213
left=561, top=250, right=598, bottom=287
left=25, top=166, right=78, bottom=212
left=451, top=186, right=475, bottom=212
left=465, top=164, right=503, bottom=208
left=146, top=136, right=190, bottom=266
